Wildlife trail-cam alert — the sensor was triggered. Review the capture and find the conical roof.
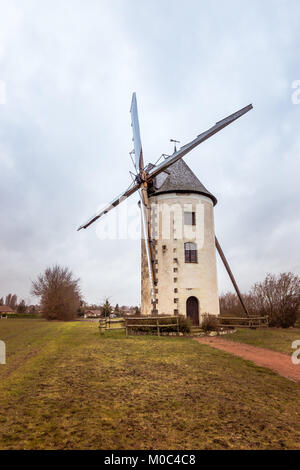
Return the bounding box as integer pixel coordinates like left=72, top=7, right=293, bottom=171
left=149, top=159, right=217, bottom=206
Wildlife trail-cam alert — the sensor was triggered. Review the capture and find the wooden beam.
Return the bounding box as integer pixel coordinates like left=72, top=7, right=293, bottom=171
left=140, top=181, right=157, bottom=307
left=215, top=236, right=249, bottom=317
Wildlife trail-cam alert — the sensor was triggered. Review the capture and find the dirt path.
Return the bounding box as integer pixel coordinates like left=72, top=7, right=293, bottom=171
left=195, top=337, right=300, bottom=383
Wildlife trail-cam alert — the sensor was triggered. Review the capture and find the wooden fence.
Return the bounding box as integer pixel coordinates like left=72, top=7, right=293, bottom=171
left=218, top=316, right=269, bottom=329
left=98, top=318, right=126, bottom=334
left=99, top=315, right=269, bottom=336
left=126, top=316, right=180, bottom=337
left=99, top=316, right=180, bottom=336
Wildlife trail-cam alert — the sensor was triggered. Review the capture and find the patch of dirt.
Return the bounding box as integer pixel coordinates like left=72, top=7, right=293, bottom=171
left=195, top=337, right=300, bottom=383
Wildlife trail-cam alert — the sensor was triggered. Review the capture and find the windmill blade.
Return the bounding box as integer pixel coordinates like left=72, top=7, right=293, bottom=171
left=147, top=104, right=253, bottom=180
left=139, top=188, right=156, bottom=304
left=130, top=92, right=144, bottom=173
left=77, top=181, right=140, bottom=231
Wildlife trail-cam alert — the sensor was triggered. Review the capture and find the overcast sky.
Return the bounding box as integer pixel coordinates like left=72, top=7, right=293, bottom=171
left=0, top=0, right=299, bottom=306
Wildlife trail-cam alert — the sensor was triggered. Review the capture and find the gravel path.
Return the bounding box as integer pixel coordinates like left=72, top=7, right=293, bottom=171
left=195, top=336, right=300, bottom=383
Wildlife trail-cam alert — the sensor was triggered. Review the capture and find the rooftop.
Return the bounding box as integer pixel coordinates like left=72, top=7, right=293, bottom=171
left=0, top=306, right=14, bottom=313
left=148, top=159, right=217, bottom=206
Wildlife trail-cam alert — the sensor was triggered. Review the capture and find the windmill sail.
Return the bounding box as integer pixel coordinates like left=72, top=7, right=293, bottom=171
left=147, top=104, right=253, bottom=180
left=139, top=189, right=156, bottom=304
left=78, top=101, right=253, bottom=231
left=130, top=93, right=156, bottom=305
left=130, top=92, right=144, bottom=173
left=77, top=181, right=140, bottom=230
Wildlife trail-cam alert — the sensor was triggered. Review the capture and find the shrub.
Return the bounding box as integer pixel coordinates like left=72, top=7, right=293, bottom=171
left=201, top=314, right=219, bottom=333
left=3, top=313, right=39, bottom=319
left=178, top=316, right=191, bottom=334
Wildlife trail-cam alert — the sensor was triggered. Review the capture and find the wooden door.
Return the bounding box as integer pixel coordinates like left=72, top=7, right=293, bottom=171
left=186, top=297, right=199, bottom=325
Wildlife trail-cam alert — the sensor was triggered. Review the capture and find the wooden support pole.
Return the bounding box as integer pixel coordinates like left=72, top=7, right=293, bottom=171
left=99, top=320, right=105, bottom=334
left=215, top=236, right=249, bottom=317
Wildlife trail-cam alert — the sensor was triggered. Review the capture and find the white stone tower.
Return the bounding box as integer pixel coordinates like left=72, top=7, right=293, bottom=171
left=141, top=159, right=220, bottom=325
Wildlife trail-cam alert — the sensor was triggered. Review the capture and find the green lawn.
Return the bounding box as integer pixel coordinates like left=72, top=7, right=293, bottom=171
left=222, top=327, right=300, bottom=354
left=0, top=320, right=300, bottom=450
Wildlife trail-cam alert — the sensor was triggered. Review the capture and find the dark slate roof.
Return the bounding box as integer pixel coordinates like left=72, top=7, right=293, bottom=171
left=148, top=159, right=217, bottom=206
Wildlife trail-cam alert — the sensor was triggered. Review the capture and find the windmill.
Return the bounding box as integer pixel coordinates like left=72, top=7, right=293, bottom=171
left=78, top=94, right=252, bottom=324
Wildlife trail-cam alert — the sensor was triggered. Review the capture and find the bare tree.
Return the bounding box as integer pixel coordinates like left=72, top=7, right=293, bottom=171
left=31, top=265, right=81, bottom=321
left=5, top=294, right=12, bottom=306
left=251, top=272, right=300, bottom=328
left=10, top=294, right=18, bottom=310
left=219, top=292, right=242, bottom=317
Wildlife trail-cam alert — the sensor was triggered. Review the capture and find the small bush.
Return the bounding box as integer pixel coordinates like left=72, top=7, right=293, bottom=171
left=201, top=314, right=219, bottom=333
left=178, top=316, right=191, bottom=334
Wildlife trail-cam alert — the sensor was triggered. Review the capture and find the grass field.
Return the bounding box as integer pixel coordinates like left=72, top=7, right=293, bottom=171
left=0, top=320, right=300, bottom=450
left=223, top=328, right=300, bottom=354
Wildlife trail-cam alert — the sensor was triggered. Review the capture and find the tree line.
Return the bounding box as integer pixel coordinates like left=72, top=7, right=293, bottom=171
left=0, top=294, right=33, bottom=314
left=3, top=265, right=299, bottom=327
left=83, top=300, right=140, bottom=318
left=220, top=272, right=300, bottom=328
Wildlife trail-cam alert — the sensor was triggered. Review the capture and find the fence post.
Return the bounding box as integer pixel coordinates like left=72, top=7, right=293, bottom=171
left=177, top=317, right=179, bottom=335
left=157, top=318, right=160, bottom=337
left=125, top=319, right=128, bottom=337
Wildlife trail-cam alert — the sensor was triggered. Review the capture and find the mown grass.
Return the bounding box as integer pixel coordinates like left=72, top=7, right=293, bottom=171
left=0, top=320, right=299, bottom=450
left=222, top=327, right=300, bottom=354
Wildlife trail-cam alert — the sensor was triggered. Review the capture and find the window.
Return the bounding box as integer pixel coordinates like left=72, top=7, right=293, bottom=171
left=184, top=242, right=197, bottom=263
left=184, top=212, right=196, bottom=226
